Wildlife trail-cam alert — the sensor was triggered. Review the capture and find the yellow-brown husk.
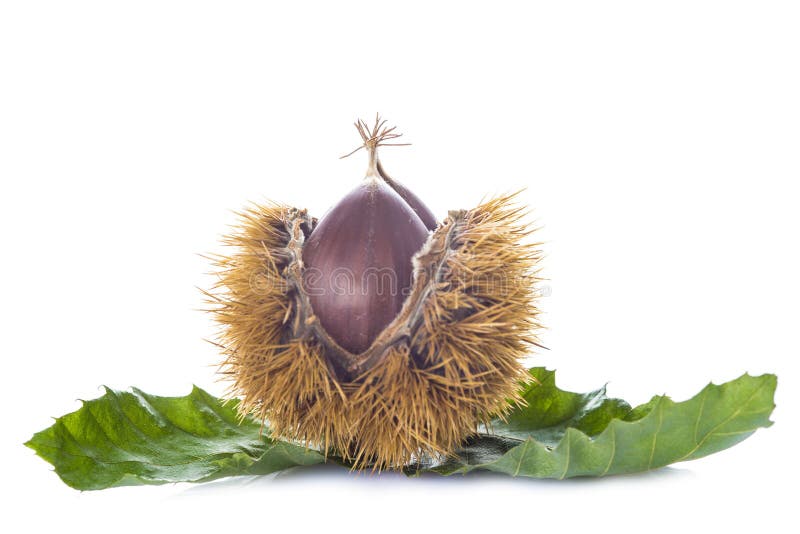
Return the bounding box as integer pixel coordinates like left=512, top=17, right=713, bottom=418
left=208, top=194, right=542, bottom=469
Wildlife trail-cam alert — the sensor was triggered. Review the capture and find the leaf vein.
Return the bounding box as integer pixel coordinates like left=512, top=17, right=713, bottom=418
left=694, top=388, right=708, bottom=443
left=601, top=424, right=616, bottom=476
left=677, top=381, right=768, bottom=462
left=513, top=439, right=531, bottom=476
left=559, top=432, right=571, bottom=480
left=648, top=399, right=664, bottom=469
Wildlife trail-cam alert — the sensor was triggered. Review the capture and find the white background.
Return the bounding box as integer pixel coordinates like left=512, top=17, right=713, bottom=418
left=1, top=1, right=798, bottom=532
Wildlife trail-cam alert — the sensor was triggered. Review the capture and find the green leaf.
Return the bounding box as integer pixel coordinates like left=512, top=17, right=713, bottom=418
left=25, top=386, right=325, bottom=490
left=412, top=368, right=777, bottom=478
left=26, top=369, right=776, bottom=489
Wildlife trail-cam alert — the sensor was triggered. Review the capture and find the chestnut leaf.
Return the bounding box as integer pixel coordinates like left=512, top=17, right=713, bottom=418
left=25, top=369, right=776, bottom=490
left=25, top=386, right=326, bottom=490
left=409, top=368, right=777, bottom=478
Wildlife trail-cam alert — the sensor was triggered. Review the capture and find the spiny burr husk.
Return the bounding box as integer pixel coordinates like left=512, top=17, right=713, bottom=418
left=207, top=120, right=543, bottom=470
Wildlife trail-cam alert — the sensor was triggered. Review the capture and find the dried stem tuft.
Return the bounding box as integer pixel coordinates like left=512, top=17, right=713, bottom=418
left=339, top=113, right=411, bottom=161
